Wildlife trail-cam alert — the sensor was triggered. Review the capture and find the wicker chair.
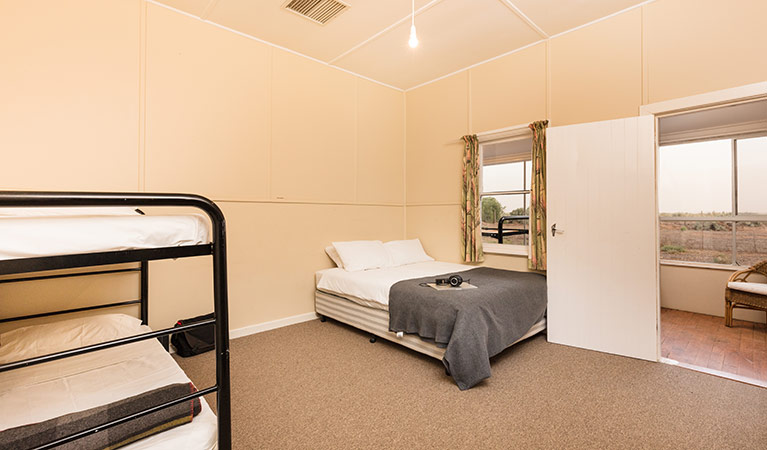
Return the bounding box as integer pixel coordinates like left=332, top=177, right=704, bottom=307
left=725, top=260, right=767, bottom=327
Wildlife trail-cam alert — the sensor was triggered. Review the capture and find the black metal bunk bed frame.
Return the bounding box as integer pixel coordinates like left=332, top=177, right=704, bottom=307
left=0, top=191, right=231, bottom=450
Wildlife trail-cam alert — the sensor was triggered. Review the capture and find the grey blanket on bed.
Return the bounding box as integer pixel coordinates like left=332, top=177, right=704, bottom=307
left=0, top=382, right=201, bottom=450
left=388, top=267, right=547, bottom=390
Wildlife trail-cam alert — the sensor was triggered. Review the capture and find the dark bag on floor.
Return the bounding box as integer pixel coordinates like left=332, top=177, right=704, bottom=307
left=171, top=313, right=216, bottom=357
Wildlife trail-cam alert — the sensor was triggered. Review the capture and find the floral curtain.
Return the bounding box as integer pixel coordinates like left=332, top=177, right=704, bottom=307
left=461, top=134, right=484, bottom=263
left=528, top=120, right=549, bottom=271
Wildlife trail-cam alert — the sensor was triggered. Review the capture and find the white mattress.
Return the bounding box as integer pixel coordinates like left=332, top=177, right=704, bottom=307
left=0, top=213, right=210, bottom=261
left=0, top=328, right=218, bottom=450
left=316, top=261, right=475, bottom=308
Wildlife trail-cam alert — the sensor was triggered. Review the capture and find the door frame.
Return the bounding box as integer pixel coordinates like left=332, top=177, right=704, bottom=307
left=639, top=81, right=767, bottom=361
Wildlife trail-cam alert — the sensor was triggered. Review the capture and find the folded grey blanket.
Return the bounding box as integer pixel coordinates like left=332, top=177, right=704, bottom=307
left=0, top=382, right=202, bottom=450
left=389, top=267, right=547, bottom=390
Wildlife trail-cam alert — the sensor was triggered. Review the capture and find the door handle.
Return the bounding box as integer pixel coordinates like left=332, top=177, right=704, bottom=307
left=551, top=223, right=564, bottom=237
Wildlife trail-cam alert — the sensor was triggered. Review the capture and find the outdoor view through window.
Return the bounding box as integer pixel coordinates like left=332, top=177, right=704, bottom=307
left=659, top=136, right=767, bottom=266
left=480, top=138, right=532, bottom=247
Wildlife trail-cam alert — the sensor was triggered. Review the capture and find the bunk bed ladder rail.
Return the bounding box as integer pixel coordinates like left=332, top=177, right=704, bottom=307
left=0, top=191, right=232, bottom=450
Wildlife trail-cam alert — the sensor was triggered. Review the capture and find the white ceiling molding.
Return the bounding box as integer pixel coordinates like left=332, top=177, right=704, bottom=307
left=405, top=38, right=545, bottom=92
left=498, top=0, right=548, bottom=39
left=327, top=0, right=445, bottom=65
left=547, top=0, right=656, bottom=39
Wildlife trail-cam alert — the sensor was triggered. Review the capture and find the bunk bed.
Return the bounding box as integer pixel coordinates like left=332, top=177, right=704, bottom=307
left=0, top=191, right=231, bottom=450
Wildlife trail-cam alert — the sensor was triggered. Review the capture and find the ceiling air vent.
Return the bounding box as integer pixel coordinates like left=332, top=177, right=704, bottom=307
left=283, top=0, right=349, bottom=25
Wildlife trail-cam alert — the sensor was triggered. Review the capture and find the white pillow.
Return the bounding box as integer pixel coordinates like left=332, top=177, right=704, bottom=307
left=332, top=240, right=390, bottom=272
left=384, top=239, right=434, bottom=266
left=0, top=314, right=144, bottom=364
left=325, top=245, right=344, bottom=269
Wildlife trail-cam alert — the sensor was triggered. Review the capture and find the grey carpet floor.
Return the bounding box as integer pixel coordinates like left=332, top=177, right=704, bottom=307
left=174, top=319, right=767, bottom=449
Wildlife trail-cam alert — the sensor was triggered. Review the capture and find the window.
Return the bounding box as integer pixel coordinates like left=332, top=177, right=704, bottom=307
left=659, top=136, right=767, bottom=266
left=479, top=137, right=532, bottom=253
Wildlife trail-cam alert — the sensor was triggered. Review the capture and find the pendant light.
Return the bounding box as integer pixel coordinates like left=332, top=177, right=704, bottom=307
left=408, top=0, right=419, bottom=48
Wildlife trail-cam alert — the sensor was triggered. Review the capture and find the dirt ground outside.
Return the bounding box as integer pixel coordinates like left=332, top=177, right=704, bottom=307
left=660, top=221, right=767, bottom=266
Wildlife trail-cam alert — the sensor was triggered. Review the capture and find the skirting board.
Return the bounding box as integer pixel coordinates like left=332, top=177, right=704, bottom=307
left=229, top=312, right=318, bottom=339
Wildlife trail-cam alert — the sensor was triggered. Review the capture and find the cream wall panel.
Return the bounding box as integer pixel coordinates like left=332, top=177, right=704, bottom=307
left=144, top=4, right=270, bottom=200
left=148, top=257, right=214, bottom=330
left=356, top=79, right=405, bottom=205
left=406, top=205, right=462, bottom=264
left=0, top=271, right=139, bottom=333
left=549, top=9, right=642, bottom=126
left=470, top=43, right=547, bottom=133
left=147, top=202, right=404, bottom=330
left=645, top=0, right=767, bottom=104
left=222, top=202, right=403, bottom=328
left=270, top=50, right=357, bottom=202
left=660, top=265, right=765, bottom=324
left=405, top=73, right=468, bottom=205
left=0, top=0, right=139, bottom=191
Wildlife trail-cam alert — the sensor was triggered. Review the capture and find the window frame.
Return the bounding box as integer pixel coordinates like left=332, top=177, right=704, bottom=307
left=478, top=134, right=533, bottom=256
left=659, top=133, right=767, bottom=267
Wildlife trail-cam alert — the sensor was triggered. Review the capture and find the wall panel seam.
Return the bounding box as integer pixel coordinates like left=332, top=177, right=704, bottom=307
left=354, top=78, right=359, bottom=203
left=267, top=46, right=273, bottom=199
left=640, top=4, right=649, bottom=106
left=467, top=70, right=472, bottom=133
left=138, top=0, right=148, bottom=192
left=403, top=92, right=408, bottom=239
left=545, top=40, right=551, bottom=121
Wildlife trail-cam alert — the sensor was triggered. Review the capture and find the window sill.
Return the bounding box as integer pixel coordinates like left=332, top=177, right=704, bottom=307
left=659, top=260, right=741, bottom=271
left=483, top=243, right=528, bottom=256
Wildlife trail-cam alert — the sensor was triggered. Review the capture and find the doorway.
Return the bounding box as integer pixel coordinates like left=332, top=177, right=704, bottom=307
left=646, top=87, right=767, bottom=386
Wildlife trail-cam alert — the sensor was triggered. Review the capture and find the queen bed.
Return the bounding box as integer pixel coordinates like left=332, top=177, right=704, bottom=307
left=315, top=240, right=547, bottom=390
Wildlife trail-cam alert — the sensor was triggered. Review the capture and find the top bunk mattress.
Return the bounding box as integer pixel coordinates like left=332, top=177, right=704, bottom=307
left=316, top=260, right=474, bottom=309
left=0, top=210, right=209, bottom=261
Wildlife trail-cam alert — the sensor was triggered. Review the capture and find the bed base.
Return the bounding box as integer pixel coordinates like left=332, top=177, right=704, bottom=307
left=315, top=290, right=546, bottom=361
left=0, top=192, right=231, bottom=450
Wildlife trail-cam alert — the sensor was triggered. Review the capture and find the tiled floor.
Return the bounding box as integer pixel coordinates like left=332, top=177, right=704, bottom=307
left=661, top=308, right=767, bottom=384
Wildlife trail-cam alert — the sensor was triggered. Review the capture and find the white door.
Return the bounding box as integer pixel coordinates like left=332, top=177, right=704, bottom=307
left=547, top=116, right=658, bottom=361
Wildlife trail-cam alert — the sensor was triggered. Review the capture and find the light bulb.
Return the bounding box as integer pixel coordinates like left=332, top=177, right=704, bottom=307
left=408, top=24, right=419, bottom=48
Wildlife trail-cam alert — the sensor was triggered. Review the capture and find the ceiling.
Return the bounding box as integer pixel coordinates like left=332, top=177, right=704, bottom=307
left=155, top=0, right=649, bottom=90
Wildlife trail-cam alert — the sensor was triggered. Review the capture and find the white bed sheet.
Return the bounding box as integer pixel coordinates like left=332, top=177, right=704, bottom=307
left=0, top=214, right=210, bottom=261
left=0, top=328, right=218, bottom=450
left=316, top=261, right=474, bottom=307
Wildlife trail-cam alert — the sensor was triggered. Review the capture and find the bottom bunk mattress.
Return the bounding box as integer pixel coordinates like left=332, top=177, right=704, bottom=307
left=0, top=319, right=218, bottom=450
left=316, top=262, right=547, bottom=390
